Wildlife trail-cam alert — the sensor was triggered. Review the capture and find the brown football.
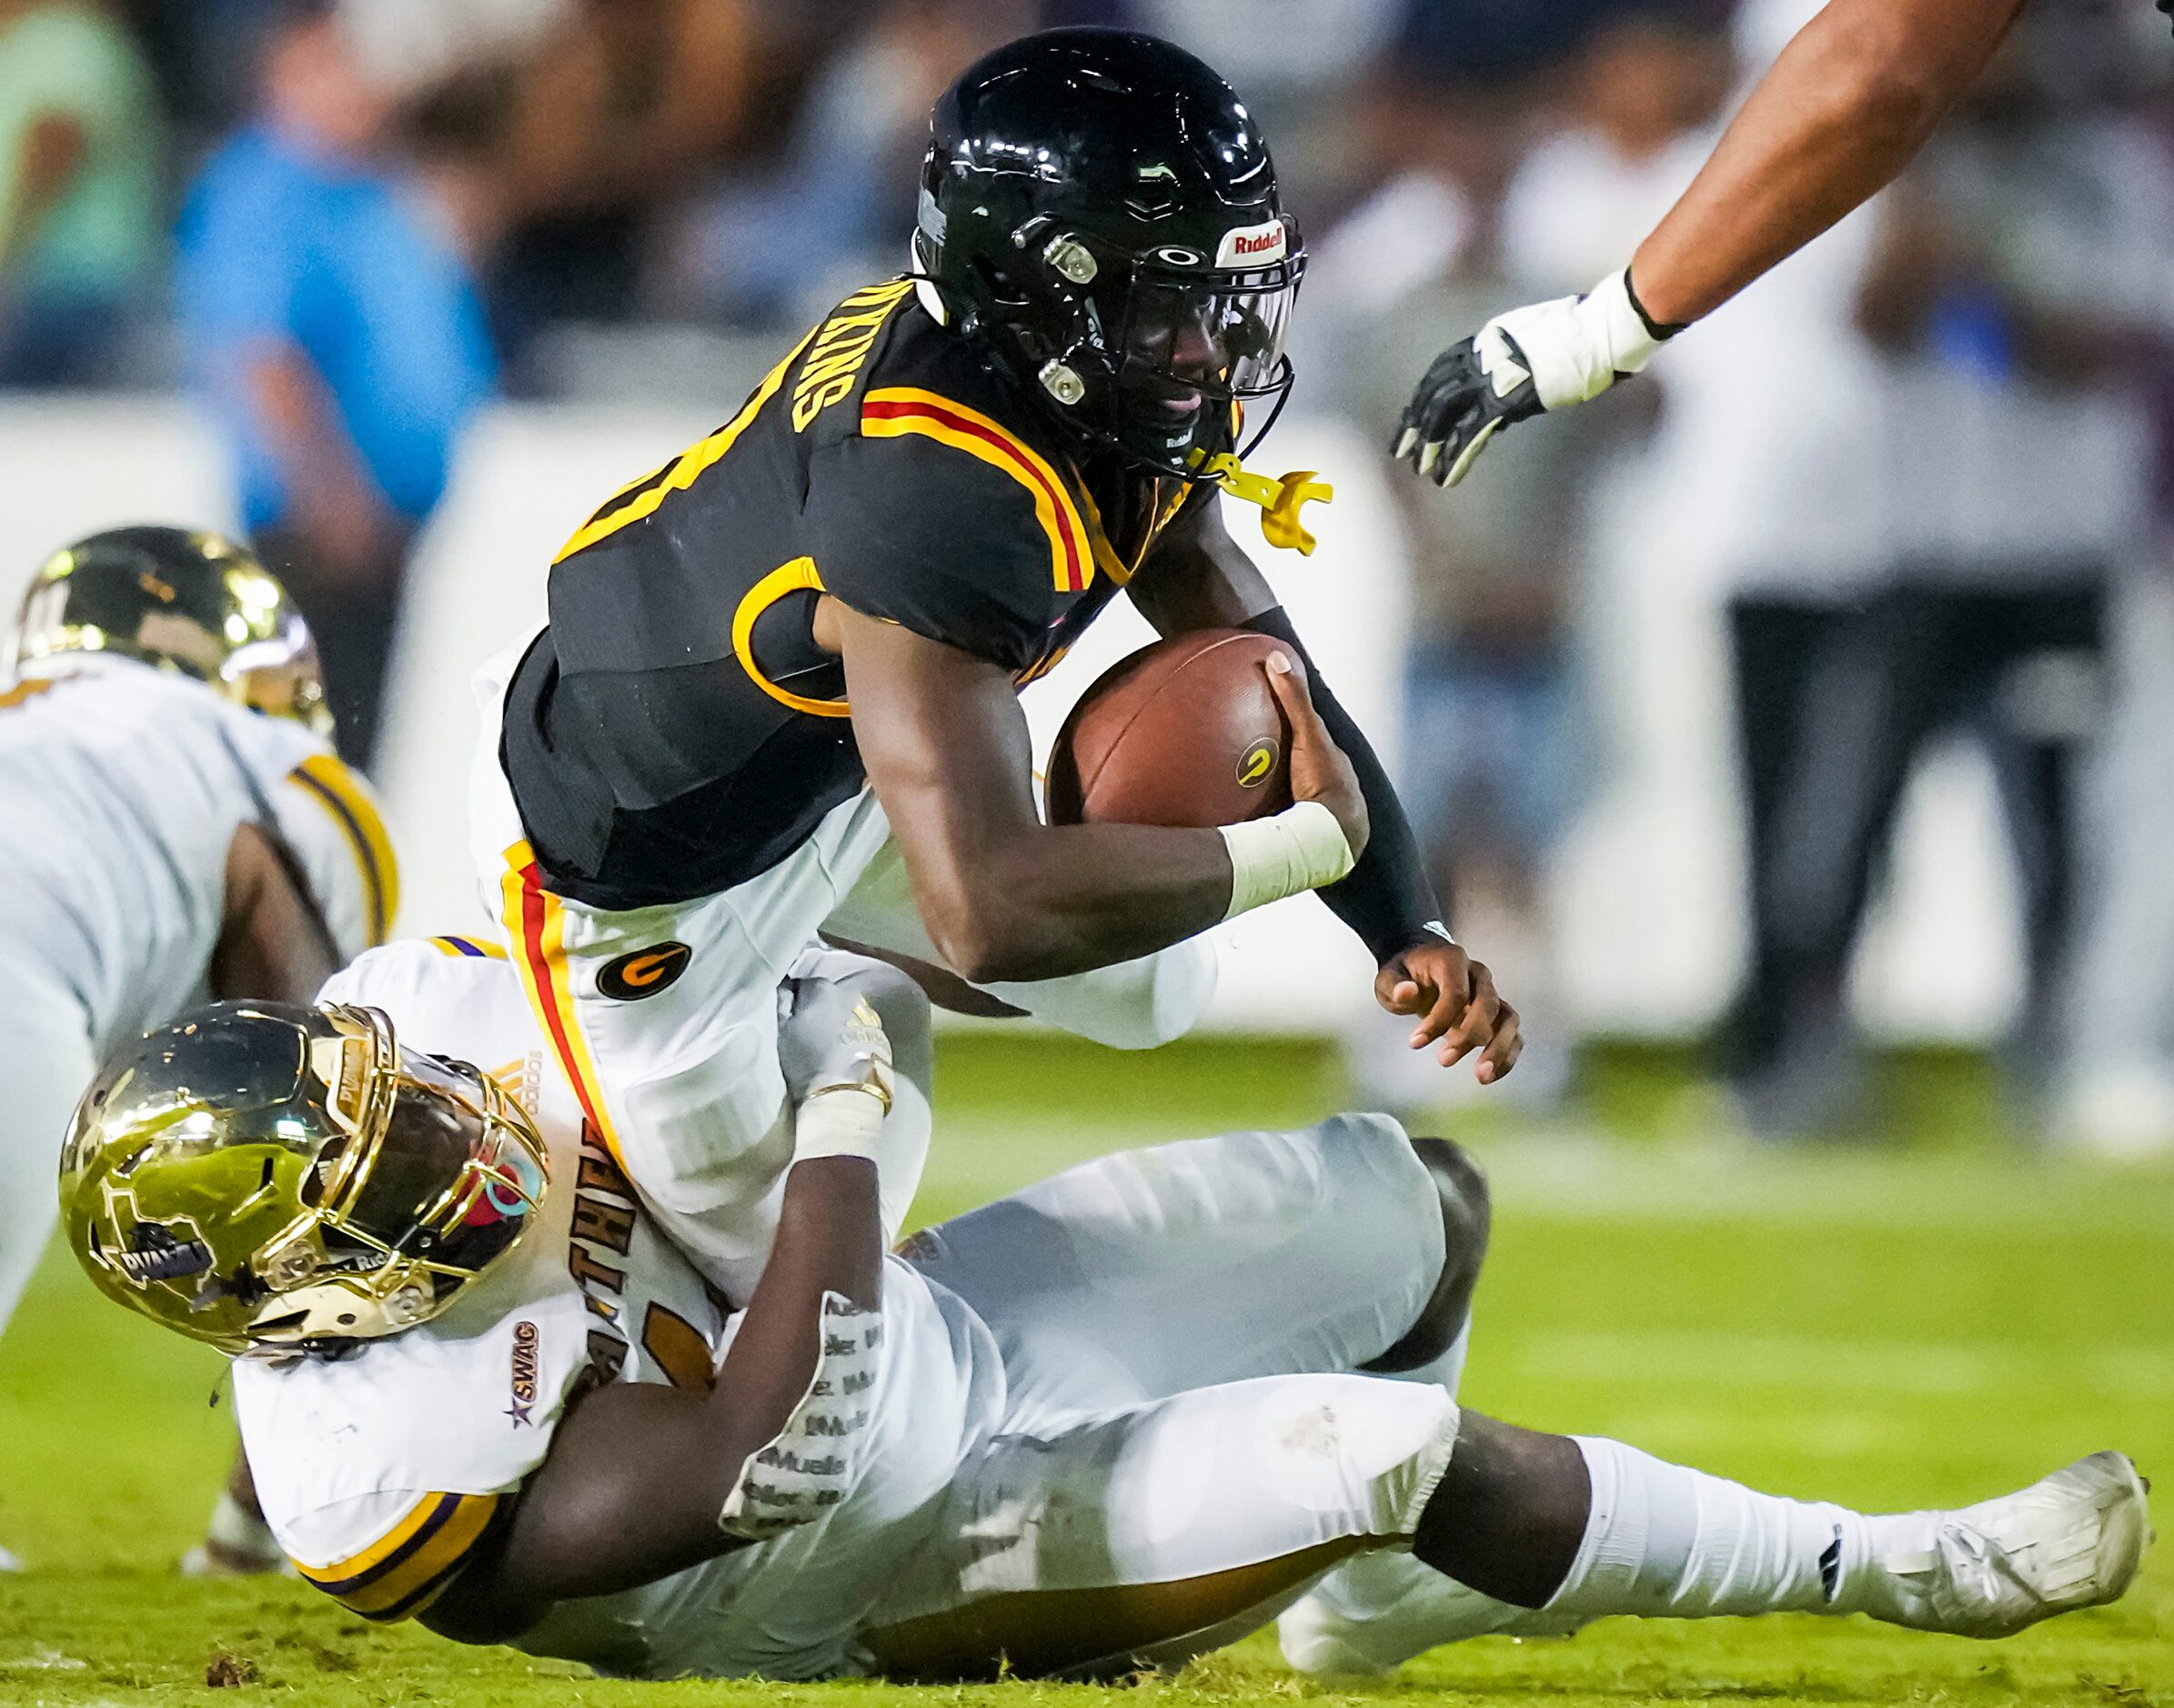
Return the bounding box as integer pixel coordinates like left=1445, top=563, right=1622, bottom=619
left=1045, top=629, right=1297, bottom=828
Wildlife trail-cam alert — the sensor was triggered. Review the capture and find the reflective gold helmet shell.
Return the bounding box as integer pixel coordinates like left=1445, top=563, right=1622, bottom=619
left=60, top=1001, right=548, bottom=1355
left=6, top=526, right=334, bottom=738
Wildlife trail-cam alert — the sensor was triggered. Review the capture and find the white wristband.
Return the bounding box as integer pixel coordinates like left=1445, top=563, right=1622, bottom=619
left=1219, top=799, right=1356, bottom=920
left=1495, top=268, right=1663, bottom=411
left=793, top=1084, right=889, bottom=1162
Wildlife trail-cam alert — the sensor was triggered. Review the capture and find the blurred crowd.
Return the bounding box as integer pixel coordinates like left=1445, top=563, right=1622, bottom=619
left=5, top=0, right=2174, bottom=1149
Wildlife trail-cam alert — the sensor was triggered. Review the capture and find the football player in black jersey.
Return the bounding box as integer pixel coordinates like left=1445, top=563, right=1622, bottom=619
left=479, top=29, right=1521, bottom=1296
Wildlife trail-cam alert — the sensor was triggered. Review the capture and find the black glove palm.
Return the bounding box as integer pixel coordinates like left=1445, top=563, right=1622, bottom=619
left=1392, top=331, right=1545, bottom=489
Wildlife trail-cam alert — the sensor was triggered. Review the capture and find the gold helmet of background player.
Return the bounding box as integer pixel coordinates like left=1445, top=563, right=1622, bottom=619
left=5, top=525, right=334, bottom=738
left=59, top=1001, right=548, bottom=1355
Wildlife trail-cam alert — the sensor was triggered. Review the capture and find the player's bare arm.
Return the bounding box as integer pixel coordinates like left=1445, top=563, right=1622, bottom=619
left=210, top=823, right=344, bottom=1006
left=1397, top=0, right=2025, bottom=488
left=422, top=1150, right=884, bottom=1642
left=830, top=600, right=1366, bottom=985
left=1127, top=500, right=1522, bottom=1079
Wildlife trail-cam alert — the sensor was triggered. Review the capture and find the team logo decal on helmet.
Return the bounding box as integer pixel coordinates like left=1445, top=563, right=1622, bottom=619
left=94, top=1187, right=216, bottom=1291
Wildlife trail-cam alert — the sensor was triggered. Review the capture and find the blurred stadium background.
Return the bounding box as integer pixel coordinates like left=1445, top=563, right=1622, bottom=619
left=0, top=0, right=2169, bottom=1700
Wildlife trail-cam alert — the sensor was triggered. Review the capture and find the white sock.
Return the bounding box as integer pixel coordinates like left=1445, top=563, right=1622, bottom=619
left=1544, top=1436, right=1875, bottom=1623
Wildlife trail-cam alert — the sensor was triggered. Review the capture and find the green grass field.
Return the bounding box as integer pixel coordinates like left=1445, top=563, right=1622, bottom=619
left=1, top=1037, right=2168, bottom=1706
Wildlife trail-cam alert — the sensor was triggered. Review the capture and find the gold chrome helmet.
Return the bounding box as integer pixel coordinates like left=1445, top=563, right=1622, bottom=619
left=6, top=526, right=334, bottom=738
left=60, top=1001, right=548, bottom=1355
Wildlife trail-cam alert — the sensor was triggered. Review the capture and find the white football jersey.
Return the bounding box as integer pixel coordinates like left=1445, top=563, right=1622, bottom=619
left=241, top=940, right=999, bottom=1677
left=0, top=658, right=395, bottom=1052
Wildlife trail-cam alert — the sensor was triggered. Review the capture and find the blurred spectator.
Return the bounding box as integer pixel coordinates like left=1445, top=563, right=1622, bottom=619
left=0, top=0, right=162, bottom=387
left=174, top=1, right=502, bottom=771
left=1306, top=5, right=1685, bottom=1106
left=489, top=0, right=762, bottom=348
left=112, top=0, right=284, bottom=143
left=669, top=0, right=1037, bottom=331
left=1726, top=3, right=2170, bottom=1133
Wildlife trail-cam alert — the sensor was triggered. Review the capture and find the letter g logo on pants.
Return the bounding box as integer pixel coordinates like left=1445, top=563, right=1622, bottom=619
left=598, top=942, right=693, bottom=1001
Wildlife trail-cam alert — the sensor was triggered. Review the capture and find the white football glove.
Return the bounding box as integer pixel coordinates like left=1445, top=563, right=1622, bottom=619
left=1394, top=268, right=1676, bottom=488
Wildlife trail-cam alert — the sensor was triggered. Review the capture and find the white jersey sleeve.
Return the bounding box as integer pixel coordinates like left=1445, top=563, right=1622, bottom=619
left=236, top=1284, right=591, bottom=1622
left=0, top=659, right=398, bottom=1051
left=216, top=708, right=400, bottom=962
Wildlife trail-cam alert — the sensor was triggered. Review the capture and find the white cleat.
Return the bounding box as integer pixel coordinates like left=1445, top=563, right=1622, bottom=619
left=0, top=1542, right=22, bottom=1572
left=1864, top=1451, right=2152, bottom=1639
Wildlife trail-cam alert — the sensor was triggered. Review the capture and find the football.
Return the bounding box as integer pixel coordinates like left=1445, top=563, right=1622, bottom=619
left=1044, top=629, right=1297, bottom=828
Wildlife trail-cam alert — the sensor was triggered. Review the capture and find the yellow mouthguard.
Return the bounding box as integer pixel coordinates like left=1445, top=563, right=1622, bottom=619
left=1190, top=453, right=1334, bottom=556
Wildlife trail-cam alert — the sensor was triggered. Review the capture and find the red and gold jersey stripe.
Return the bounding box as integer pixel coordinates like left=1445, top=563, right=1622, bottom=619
left=499, top=843, right=624, bottom=1170
left=861, top=388, right=1093, bottom=593
left=288, top=753, right=399, bottom=946
left=292, top=1492, right=501, bottom=1623
left=554, top=326, right=820, bottom=566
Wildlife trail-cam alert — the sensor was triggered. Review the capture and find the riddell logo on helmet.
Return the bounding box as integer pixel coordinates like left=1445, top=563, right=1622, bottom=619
left=1215, top=221, right=1286, bottom=267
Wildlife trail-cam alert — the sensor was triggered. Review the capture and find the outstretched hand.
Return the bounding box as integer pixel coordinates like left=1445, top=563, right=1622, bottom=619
left=1375, top=937, right=1522, bottom=1083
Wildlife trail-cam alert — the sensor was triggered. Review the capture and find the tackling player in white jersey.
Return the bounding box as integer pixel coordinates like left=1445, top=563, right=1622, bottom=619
left=0, top=525, right=397, bottom=1572
left=62, top=943, right=2149, bottom=1682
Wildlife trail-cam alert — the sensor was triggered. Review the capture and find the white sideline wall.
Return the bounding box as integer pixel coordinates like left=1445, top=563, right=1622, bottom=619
left=0, top=395, right=2025, bottom=1040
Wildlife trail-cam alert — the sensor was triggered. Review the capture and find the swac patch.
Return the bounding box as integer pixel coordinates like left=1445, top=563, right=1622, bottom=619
left=507, top=1320, right=539, bottom=1428
left=1236, top=736, right=1280, bottom=789
left=597, top=942, right=691, bottom=1001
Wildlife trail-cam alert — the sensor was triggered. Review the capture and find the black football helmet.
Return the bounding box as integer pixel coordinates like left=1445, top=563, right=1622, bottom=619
left=914, top=28, right=1303, bottom=480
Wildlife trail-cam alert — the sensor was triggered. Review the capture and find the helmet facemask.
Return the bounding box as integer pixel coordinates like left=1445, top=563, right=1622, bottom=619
left=242, top=1007, right=546, bottom=1349
left=933, top=214, right=1304, bottom=482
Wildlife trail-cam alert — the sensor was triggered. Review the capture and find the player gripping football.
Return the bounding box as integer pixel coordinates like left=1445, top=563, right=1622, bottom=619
left=478, top=28, right=1519, bottom=1301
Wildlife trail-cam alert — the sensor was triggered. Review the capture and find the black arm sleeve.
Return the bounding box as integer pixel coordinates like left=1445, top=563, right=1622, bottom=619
left=1239, top=607, right=1451, bottom=964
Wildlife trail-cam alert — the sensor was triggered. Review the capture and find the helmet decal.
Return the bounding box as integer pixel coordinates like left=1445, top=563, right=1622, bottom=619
left=1215, top=220, right=1288, bottom=267
left=98, top=1187, right=215, bottom=1288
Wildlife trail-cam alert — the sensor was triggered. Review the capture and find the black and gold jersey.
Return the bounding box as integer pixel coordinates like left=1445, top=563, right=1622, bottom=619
left=502, top=278, right=1202, bottom=909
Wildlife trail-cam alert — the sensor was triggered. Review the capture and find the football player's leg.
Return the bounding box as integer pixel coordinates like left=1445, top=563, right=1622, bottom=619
left=1281, top=1414, right=2152, bottom=1676
left=0, top=982, right=95, bottom=1572
left=498, top=789, right=896, bottom=1301
left=178, top=1446, right=286, bottom=1579
left=902, top=1114, right=1474, bottom=1423
left=1359, top=1136, right=1488, bottom=1397
left=863, top=1371, right=1460, bottom=1683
